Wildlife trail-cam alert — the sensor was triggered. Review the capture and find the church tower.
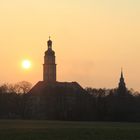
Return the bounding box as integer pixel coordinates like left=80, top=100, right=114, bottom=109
left=117, top=69, right=127, bottom=95
left=43, top=37, right=56, bottom=82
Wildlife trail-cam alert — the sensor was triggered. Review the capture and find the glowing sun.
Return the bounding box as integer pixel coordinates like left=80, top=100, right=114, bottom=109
left=22, top=60, right=31, bottom=69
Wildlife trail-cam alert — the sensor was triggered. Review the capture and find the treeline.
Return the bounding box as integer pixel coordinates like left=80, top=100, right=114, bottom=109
left=0, top=81, right=32, bottom=119
left=85, top=88, right=140, bottom=121
left=0, top=82, right=140, bottom=121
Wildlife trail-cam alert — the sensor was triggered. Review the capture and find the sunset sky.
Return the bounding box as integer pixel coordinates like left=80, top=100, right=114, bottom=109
left=0, top=0, right=140, bottom=91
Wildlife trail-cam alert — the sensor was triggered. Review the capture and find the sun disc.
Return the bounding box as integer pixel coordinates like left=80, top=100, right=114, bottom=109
left=22, top=60, right=31, bottom=69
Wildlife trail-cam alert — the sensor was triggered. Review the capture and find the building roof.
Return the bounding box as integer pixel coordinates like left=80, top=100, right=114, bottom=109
left=28, top=81, right=86, bottom=96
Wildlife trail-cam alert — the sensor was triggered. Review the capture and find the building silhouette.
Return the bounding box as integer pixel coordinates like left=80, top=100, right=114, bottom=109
left=26, top=38, right=87, bottom=119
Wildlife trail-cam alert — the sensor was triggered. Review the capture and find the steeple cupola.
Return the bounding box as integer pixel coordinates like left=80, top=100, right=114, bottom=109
left=47, top=36, right=52, bottom=49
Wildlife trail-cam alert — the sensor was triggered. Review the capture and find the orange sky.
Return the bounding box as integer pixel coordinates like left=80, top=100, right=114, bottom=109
left=0, top=0, right=140, bottom=91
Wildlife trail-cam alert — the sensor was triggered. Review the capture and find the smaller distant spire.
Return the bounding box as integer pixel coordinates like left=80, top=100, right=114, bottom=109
left=117, top=68, right=127, bottom=96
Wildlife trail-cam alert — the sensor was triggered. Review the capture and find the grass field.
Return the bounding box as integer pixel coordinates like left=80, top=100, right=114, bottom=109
left=0, top=120, right=140, bottom=140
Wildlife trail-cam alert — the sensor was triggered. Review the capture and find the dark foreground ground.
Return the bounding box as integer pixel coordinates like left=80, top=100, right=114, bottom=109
left=0, top=120, right=140, bottom=140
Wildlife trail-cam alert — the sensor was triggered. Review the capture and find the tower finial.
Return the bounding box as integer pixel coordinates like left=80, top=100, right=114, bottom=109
left=121, top=67, right=123, bottom=78
left=47, top=36, right=52, bottom=49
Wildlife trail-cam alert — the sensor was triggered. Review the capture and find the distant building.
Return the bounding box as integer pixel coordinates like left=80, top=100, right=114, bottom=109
left=26, top=38, right=87, bottom=120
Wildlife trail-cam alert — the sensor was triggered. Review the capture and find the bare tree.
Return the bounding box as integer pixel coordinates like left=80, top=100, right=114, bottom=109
left=0, top=83, right=15, bottom=93
left=14, top=81, right=32, bottom=94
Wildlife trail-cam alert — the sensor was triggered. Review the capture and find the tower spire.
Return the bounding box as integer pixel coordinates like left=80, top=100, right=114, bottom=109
left=43, top=38, right=56, bottom=82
